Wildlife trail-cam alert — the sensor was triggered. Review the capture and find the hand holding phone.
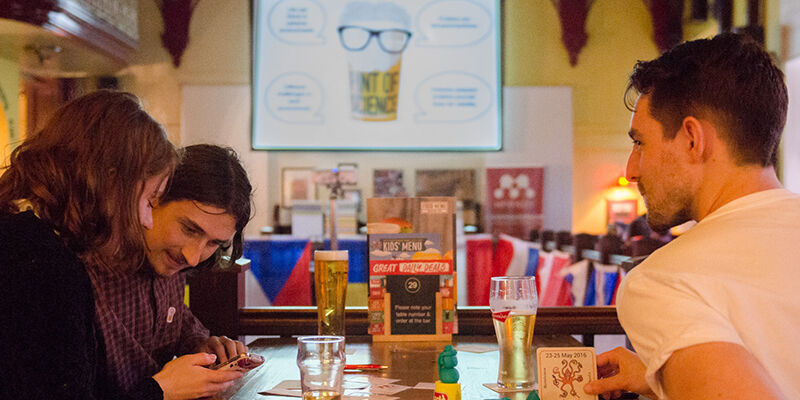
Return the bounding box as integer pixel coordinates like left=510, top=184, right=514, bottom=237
left=211, top=353, right=265, bottom=372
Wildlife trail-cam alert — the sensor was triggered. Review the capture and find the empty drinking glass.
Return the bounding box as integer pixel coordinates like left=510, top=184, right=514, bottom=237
left=297, top=336, right=346, bottom=400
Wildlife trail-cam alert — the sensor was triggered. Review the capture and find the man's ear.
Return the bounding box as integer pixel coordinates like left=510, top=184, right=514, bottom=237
left=679, top=116, right=709, bottom=163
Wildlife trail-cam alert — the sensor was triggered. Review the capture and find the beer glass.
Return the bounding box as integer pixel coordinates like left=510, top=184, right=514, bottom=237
left=489, top=276, right=538, bottom=389
left=297, top=336, right=345, bottom=400
left=314, top=250, right=349, bottom=336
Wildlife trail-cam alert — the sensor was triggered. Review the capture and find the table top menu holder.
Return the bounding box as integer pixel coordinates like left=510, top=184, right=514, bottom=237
left=366, top=196, right=457, bottom=342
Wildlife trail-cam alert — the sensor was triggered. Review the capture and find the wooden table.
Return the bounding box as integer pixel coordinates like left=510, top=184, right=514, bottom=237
left=218, top=335, right=580, bottom=400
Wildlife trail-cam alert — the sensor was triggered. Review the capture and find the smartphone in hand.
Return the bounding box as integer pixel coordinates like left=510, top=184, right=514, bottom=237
left=211, top=353, right=265, bottom=371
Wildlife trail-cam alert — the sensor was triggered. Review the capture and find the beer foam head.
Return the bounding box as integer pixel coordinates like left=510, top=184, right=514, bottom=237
left=339, top=1, right=411, bottom=71
left=314, top=250, right=349, bottom=261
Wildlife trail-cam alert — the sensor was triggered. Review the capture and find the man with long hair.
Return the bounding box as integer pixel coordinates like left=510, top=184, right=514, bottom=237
left=89, top=144, right=254, bottom=399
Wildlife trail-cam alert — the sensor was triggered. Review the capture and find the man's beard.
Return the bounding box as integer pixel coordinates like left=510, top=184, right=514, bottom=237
left=646, top=207, right=691, bottom=233
left=642, top=182, right=692, bottom=233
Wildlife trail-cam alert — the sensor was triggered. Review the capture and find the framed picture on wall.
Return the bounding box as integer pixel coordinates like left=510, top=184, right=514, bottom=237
left=343, top=188, right=361, bottom=203
left=607, top=198, right=638, bottom=225
left=282, top=167, right=317, bottom=207
left=343, top=188, right=362, bottom=212
left=373, top=169, right=407, bottom=197
left=415, top=169, right=476, bottom=202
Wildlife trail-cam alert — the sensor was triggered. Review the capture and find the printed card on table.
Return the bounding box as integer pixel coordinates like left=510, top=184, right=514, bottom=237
left=366, top=197, right=457, bottom=341
left=536, top=347, right=597, bottom=400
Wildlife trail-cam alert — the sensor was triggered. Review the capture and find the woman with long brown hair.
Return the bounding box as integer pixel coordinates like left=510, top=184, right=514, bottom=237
left=0, top=90, right=177, bottom=399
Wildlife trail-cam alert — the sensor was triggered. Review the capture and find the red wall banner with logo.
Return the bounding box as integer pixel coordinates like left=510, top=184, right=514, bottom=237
left=486, top=167, right=544, bottom=240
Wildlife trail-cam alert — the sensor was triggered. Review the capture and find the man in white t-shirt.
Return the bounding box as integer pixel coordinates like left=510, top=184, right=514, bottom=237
left=583, top=33, right=798, bottom=399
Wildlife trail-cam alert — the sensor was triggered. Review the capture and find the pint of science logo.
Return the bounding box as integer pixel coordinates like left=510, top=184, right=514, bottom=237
left=486, top=167, right=544, bottom=215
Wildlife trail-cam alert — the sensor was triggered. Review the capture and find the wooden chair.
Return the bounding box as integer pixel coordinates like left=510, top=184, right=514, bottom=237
left=555, top=230, right=573, bottom=251
left=630, top=236, right=666, bottom=257
left=186, top=258, right=250, bottom=338
left=541, top=229, right=555, bottom=251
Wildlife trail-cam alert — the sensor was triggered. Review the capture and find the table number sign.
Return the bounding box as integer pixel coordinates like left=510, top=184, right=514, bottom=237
left=366, top=197, right=457, bottom=342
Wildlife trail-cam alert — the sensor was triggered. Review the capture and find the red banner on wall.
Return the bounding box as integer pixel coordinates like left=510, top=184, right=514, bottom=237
left=486, top=167, right=544, bottom=239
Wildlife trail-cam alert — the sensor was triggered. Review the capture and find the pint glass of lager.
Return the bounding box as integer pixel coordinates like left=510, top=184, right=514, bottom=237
left=314, top=250, right=349, bottom=336
left=297, top=336, right=345, bottom=400
left=489, top=276, right=538, bottom=389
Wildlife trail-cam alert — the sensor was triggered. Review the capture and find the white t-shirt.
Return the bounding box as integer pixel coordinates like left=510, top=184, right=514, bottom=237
left=618, top=188, right=800, bottom=399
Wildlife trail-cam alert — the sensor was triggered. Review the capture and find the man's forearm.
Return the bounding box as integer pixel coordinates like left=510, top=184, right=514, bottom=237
left=662, top=342, right=786, bottom=400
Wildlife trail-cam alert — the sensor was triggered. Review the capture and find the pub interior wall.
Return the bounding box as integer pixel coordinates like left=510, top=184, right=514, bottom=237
left=5, top=0, right=760, bottom=237
left=122, top=0, right=668, bottom=236
left=0, top=56, right=19, bottom=162
left=0, top=1, right=787, bottom=236
left=781, top=1, right=800, bottom=193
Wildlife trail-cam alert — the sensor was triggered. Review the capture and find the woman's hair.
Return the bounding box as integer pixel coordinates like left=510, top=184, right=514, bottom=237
left=0, top=90, right=177, bottom=267
left=160, top=144, right=253, bottom=270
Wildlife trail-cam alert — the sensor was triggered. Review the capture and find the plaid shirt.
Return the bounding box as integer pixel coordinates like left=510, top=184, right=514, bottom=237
left=87, top=264, right=209, bottom=394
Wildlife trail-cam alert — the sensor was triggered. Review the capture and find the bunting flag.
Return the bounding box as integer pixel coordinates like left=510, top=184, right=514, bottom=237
left=610, top=267, right=625, bottom=305
left=466, top=234, right=494, bottom=306
left=584, top=263, right=624, bottom=306
left=551, top=0, right=596, bottom=66
left=244, top=238, right=312, bottom=306
left=539, top=251, right=574, bottom=306
left=559, top=259, right=591, bottom=306
left=493, top=234, right=541, bottom=277
left=644, top=0, right=684, bottom=52
left=534, top=250, right=552, bottom=296
left=160, top=0, right=199, bottom=67
left=466, top=234, right=540, bottom=305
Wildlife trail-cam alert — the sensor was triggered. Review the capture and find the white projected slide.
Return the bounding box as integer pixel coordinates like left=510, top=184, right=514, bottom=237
left=252, top=0, right=501, bottom=150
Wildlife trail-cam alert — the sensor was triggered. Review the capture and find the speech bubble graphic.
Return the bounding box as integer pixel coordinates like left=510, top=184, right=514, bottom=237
left=415, top=71, right=493, bottom=123
left=415, top=0, right=492, bottom=47
left=265, top=72, right=324, bottom=124
left=268, top=0, right=326, bottom=45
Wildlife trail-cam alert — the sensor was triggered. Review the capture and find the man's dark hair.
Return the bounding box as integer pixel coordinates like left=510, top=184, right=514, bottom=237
left=625, top=33, right=787, bottom=167
left=161, top=144, right=253, bottom=270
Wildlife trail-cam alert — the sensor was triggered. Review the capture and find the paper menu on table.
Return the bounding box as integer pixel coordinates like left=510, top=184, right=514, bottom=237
left=367, top=197, right=458, bottom=341
left=455, top=343, right=498, bottom=353
left=261, top=378, right=406, bottom=400
left=413, top=382, right=436, bottom=390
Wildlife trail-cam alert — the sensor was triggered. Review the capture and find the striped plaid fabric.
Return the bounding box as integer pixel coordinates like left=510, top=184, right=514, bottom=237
left=87, top=264, right=209, bottom=393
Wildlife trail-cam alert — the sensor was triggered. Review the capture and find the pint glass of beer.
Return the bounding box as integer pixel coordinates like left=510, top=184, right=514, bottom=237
left=489, top=276, right=538, bottom=389
left=297, top=336, right=345, bottom=400
left=314, top=250, right=349, bottom=336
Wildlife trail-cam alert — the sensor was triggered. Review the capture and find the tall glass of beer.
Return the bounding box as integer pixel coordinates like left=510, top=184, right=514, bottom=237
left=489, top=276, right=538, bottom=389
left=297, top=335, right=345, bottom=400
left=314, top=250, right=349, bottom=336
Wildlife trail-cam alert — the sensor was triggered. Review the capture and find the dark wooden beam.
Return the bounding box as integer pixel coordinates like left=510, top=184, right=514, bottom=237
left=239, top=306, right=623, bottom=337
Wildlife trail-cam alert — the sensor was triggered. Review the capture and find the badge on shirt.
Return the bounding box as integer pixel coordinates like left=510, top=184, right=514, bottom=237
left=167, top=306, right=176, bottom=323
left=536, top=347, right=597, bottom=400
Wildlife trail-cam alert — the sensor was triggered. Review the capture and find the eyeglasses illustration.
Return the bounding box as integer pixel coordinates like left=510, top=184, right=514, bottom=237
left=337, top=25, right=412, bottom=54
